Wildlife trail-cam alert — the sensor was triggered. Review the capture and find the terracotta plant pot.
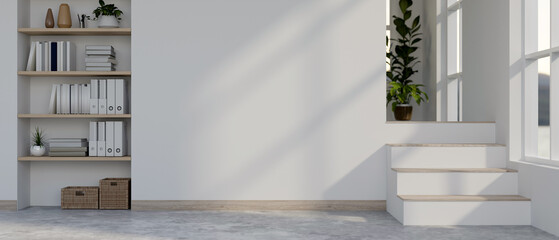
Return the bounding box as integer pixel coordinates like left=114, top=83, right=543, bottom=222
left=45, top=8, right=54, bottom=28
left=394, top=104, right=413, bottom=121
left=57, top=3, right=72, bottom=28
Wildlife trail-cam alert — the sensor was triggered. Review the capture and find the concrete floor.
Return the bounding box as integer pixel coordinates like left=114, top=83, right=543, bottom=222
left=0, top=208, right=557, bottom=240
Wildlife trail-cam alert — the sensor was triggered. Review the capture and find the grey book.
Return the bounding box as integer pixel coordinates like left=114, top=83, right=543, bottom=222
left=86, top=62, right=115, bottom=67
left=49, top=151, right=87, bottom=157
left=85, top=45, right=114, bottom=51
left=49, top=142, right=88, bottom=148
left=49, top=147, right=88, bottom=152
left=86, top=67, right=116, bottom=71
left=49, top=138, right=87, bottom=142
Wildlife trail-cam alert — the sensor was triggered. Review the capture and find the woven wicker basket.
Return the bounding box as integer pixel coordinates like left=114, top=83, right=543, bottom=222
left=61, top=186, right=99, bottom=209
left=99, top=178, right=131, bottom=209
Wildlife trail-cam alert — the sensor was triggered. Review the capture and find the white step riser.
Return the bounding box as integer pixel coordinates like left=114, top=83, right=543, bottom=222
left=390, top=147, right=506, bottom=168
left=396, top=172, right=518, bottom=195
left=402, top=201, right=531, bottom=225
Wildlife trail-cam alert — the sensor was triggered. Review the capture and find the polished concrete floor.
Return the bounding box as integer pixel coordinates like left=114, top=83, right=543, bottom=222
left=0, top=207, right=557, bottom=240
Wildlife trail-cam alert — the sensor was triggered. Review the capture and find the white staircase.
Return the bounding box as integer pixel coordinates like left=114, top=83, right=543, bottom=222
left=387, top=143, right=531, bottom=225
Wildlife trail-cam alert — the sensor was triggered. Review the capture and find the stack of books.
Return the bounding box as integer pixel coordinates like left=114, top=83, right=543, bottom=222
left=26, top=41, right=76, bottom=71
left=85, top=45, right=116, bottom=71
left=49, top=138, right=88, bottom=157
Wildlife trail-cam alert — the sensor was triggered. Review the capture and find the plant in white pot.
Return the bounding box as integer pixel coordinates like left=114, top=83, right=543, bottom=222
left=30, top=127, right=46, bottom=156
left=93, top=0, right=123, bottom=28
left=386, top=0, right=428, bottom=121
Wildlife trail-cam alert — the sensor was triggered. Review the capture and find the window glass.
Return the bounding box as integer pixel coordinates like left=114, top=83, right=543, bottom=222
left=538, top=56, right=551, bottom=158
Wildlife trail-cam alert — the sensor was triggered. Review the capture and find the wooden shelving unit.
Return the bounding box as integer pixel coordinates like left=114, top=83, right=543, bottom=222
left=16, top=0, right=133, bottom=208
left=18, top=71, right=131, bottom=77
left=18, top=114, right=132, bottom=119
left=18, top=28, right=131, bottom=36
left=18, top=156, right=131, bottom=162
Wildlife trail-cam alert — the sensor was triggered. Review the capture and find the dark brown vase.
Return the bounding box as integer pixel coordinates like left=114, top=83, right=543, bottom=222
left=45, top=8, right=55, bottom=28
left=394, top=105, right=413, bottom=121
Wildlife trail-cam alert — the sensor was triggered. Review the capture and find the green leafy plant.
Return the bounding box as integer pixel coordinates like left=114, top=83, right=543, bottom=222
left=31, top=127, right=45, bottom=147
left=386, top=0, right=428, bottom=111
left=93, top=0, right=123, bottom=20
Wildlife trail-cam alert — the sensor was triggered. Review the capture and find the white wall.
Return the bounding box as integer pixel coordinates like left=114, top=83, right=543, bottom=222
left=131, top=0, right=495, bottom=201
left=462, top=0, right=509, bottom=144
left=0, top=0, right=18, bottom=202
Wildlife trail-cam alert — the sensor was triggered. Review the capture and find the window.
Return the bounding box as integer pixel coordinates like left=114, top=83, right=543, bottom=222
left=437, top=0, right=463, bottom=121
left=524, top=0, right=559, bottom=160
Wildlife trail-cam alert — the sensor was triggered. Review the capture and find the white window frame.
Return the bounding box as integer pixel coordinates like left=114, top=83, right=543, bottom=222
left=437, top=0, right=463, bottom=122
left=522, top=0, right=559, bottom=164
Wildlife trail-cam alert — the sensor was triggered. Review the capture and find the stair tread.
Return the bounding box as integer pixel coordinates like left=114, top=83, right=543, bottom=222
left=387, top=143, right=505, bottom=147
left=398, top=195, right=530, bottom=202
left=392, top=168, right=517, bottom=173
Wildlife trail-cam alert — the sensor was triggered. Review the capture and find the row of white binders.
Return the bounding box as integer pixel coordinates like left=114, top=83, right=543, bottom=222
left=48, top=79, right=128, bottom=114
left=26, top=41, right=76, bottom=71
left=89, top=121, right=126, bottom=157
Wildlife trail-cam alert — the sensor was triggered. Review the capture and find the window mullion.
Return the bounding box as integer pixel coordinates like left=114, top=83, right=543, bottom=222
left=550, top=53, right=559, bottom=160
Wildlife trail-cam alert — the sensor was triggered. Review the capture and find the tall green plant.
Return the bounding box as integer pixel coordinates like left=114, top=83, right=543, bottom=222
left=386, top=0, right=428, bottom=111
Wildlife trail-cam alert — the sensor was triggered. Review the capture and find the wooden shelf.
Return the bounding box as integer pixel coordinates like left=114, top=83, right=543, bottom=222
left=18, top=114, right=131, bottom=119
left=18, top=28, right=131, bottom=36
left=18, top=71, right=131, bottom=77
left=18, top=156, right=131, bottom=162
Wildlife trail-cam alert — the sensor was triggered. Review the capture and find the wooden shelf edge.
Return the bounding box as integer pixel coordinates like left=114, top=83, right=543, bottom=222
left=18, top=156, right=131, bottom=162
left=18, top=28, right=131, bottom=36
left=18, top=114, right=132, bottom=119
left=18, top=71, right=131, bottom=77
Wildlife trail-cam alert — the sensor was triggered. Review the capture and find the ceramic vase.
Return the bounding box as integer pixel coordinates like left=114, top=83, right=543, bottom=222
left=98, top=15, right=119, bottom=28
left=45, top=8, right=54, bottom=28
left=30, top=145, right=46, bottom=156
left=57, top=3, right=72, bottom=28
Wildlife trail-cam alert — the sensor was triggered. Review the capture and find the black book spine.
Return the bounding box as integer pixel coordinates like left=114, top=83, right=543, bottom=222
left=51, top=42, right=57, bottom=71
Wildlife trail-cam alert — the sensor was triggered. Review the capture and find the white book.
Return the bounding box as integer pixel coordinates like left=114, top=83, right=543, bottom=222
left=85, top=57, right=117, bottom=64
left=97, top=122, right=106, bottom=157
left=114, top=121, right=125, bottom=156
left=85, top=67, right=115, bottom=71
left=89, top=121, right=98, bottom=156
left=86, top=50, right=115, bottom=56
left=66, top=41, right=75, bottom=71
left=78, top=84, right=82, bottom=113
left=99, top=80, right=107, bottom=114
left=70, top=84, right=79, bottom=114
left=58, top=41, right=63, bottom=72
left=115, top=79, right=126, bottom=114
left=35, top=42, right=41, bottom=71
left=26, top=41, right=36, bottom=71
left=90, top=79, right=99, bottom=114
left=105, top=121, right=114, bottom=156
left=61, top=84, right=70, bottom=114
left=56, top=84, right=61, bottom=114
left=82, top=84, right=90, bottom=114
left=86, top=63, right=115, bottom=67
left=107, top=79, right=116, bottom=114
left=42, top=42, right=47, bottom=71
left=46, top=41, right=50, bottom=71
left=48, top=84, right=57, bottom=114
left=86, top=45, right=114, bottom=51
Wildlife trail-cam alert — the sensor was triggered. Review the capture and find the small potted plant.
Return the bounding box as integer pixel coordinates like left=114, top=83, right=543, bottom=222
left=386, top=0, right=428, bottom=121
left=30, top=127, right=46, bottom=156
left=93, top=0, right=123, bottom=28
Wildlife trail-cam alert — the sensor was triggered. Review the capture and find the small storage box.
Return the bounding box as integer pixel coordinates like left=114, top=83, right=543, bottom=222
left=61, top=186, right=99, bottom=209
left=99, top=178, right=131, bottom=209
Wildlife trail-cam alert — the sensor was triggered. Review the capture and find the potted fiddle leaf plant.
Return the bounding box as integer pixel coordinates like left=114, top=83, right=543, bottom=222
left=30, top=127, right=46, bottom=156
left=386, top=0, right=428, bottom=121
left=93, top=0, right=123, bottom=28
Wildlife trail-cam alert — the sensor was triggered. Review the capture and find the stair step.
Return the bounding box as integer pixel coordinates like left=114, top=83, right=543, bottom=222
left=387, top=143, right=505, bottom=147
left=398, top=195, right=530, bottom=202
left=388, top=144, right=507, bottom=168
left=392, top=168, right=517, bottom=173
